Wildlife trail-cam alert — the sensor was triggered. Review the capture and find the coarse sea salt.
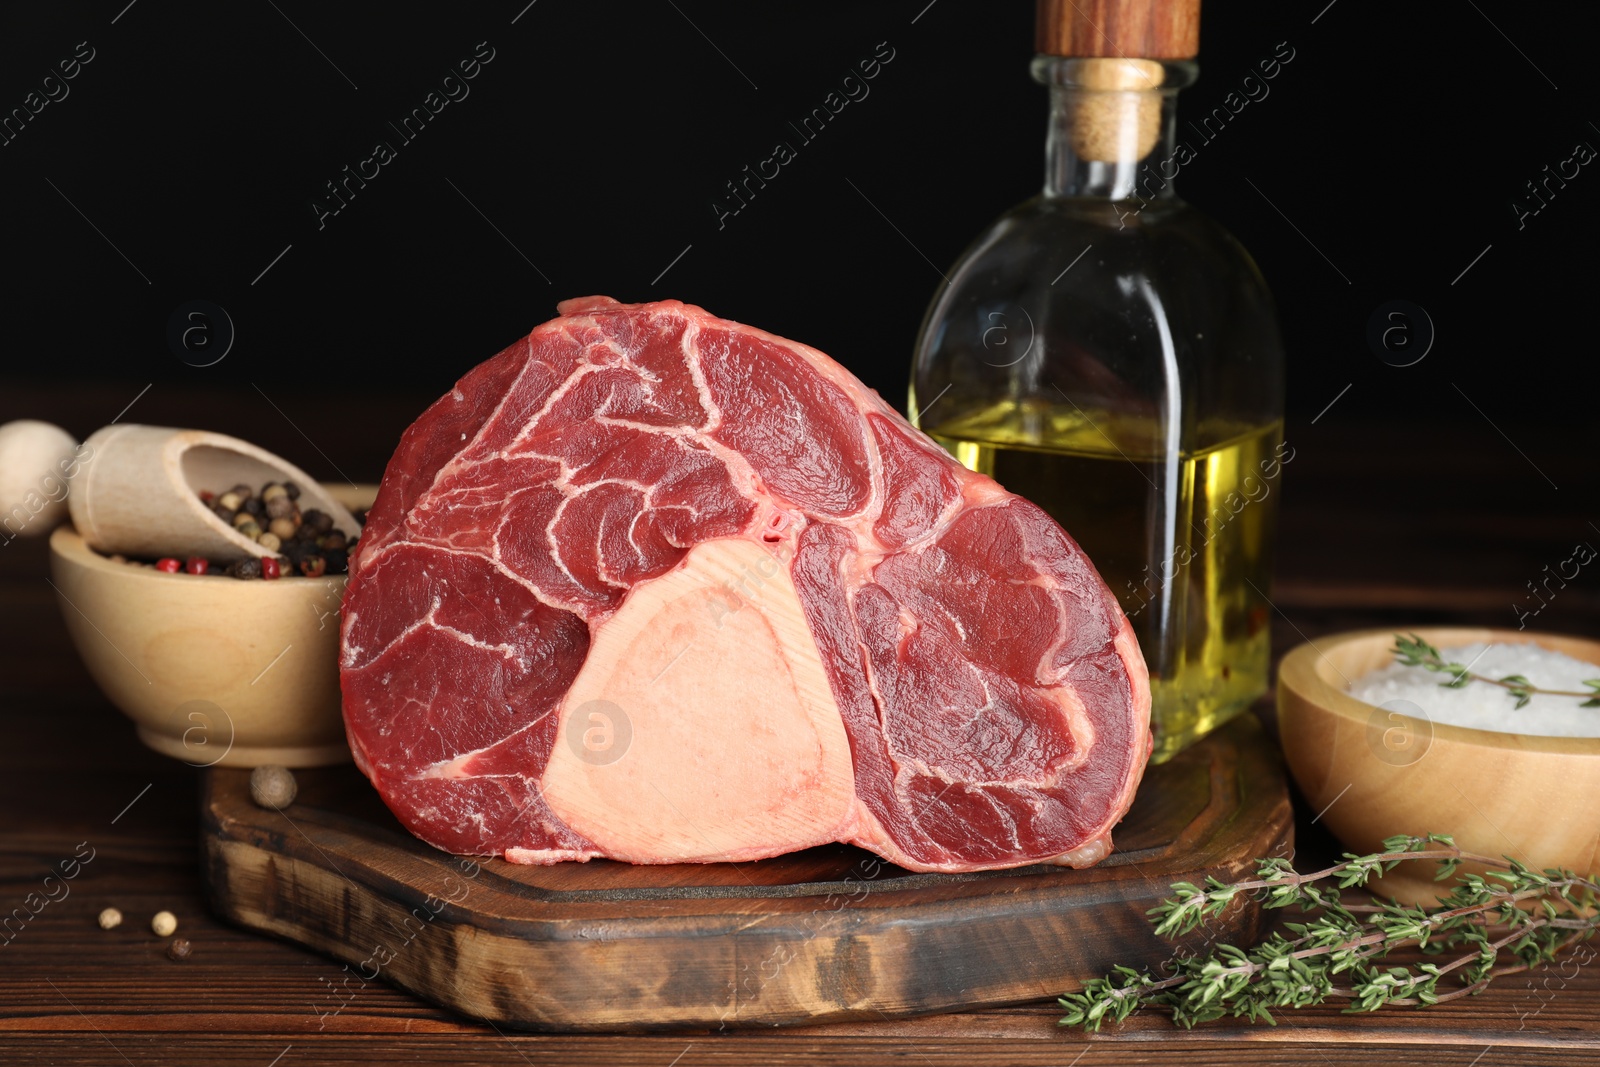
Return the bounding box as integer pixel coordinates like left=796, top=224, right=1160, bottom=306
left=1347, top=641, right=1600, bottom=738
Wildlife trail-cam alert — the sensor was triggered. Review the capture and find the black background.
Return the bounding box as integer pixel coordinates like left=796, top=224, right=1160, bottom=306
left=1, top=0, right=1596, bottom=479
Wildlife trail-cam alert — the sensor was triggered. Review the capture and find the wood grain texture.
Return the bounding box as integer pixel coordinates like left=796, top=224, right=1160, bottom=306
left=200, top=715, right=1291, bottom=1031
left=1036, top=0, right=1202, bottom=59
left=5, top=391, right=1600, bottom=1064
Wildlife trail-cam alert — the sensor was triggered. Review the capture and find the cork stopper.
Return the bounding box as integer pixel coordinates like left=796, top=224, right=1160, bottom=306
left=1036, top=0, right=1201, bottom=59
left=1067, top=59, right=1165, bottom=163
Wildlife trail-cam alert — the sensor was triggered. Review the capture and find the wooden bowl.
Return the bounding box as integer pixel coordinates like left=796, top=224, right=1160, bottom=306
left=49, top=483, right=377, bottom=768
left=1277, top=627, right=1600, bottom=906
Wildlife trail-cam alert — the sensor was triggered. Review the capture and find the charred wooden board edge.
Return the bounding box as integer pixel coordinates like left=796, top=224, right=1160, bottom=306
left=202, top=717, right=1293, bottom=1031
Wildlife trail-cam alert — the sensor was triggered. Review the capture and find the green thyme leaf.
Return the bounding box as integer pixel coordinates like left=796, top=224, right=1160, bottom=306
left=1058, top=836, right=1600, bottom=1033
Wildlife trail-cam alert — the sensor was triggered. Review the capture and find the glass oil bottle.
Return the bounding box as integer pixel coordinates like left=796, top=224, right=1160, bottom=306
left=909, top=0, right=1286, bottom=763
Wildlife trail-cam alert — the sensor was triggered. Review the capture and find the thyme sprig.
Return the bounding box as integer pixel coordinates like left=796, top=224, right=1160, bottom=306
left=1058, top=835, right=1600, bottom=1031
left=1392, top=633, right=1600, bottom=709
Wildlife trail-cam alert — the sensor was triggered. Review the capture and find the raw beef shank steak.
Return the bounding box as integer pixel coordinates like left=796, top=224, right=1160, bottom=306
left=341, top=297, right=1151, bottom=874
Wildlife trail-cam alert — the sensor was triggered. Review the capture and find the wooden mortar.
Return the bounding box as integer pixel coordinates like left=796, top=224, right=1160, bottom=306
left=49, top=482, right=379, bottom=768
left=67, top=425, right=361, bottom=562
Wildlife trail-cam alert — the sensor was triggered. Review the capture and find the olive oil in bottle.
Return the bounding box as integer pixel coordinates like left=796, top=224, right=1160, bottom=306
left=922, top=404, right=1285, bottom=762
left=909, top=0, right=1286, bottom=762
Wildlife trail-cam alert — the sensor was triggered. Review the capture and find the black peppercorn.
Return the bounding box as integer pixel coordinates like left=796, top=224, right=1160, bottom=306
left=187, top=480, right=363, bottom=585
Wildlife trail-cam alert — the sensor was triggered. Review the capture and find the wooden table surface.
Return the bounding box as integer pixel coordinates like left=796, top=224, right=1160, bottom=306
left=3, top=387, right=1598, bottom=1065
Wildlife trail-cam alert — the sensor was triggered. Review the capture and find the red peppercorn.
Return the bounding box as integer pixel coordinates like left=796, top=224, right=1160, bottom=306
left=185, top=556, right=209, bottom=576
left=300, top=556, right=327, bottom=578
left=156, top=558, right=182, bottom=574
left=261, top=557, right=281, bottom=580
left=198, top=490, right=215, bottom=504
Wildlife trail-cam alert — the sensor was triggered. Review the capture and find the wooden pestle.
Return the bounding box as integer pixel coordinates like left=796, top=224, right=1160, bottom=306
left=0, top=420, right=81, bottom=538
left=67, top=425, right=361, bottom=562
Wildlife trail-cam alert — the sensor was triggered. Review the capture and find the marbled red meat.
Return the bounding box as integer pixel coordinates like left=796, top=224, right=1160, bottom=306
left=340, top=297, right=1151, bottom=873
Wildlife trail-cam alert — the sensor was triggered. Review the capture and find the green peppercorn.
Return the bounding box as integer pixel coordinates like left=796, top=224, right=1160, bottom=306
left=232, top=511, right=256, bottom=529
left=218, top=491, right=244, bottom=512
left=236, top=520, right=263, bottom=541
left=257, top=532, right=282, bottom=552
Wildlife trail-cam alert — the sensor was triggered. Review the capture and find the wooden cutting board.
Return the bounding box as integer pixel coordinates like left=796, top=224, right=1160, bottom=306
left=201, top=714, right=1291, bottom=1032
